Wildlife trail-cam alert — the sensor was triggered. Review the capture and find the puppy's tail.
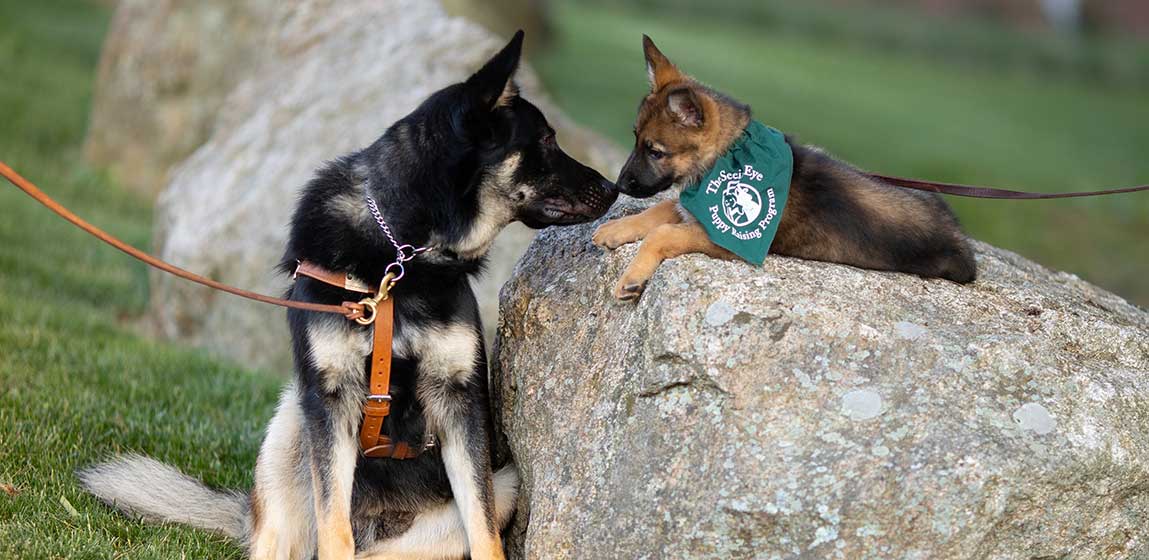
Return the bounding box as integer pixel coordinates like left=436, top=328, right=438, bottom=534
left=78, top=454, right=249, bottom=541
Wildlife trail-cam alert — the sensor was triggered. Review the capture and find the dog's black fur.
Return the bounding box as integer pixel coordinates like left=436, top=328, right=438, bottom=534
left=81, top=31, right=616, bottom=559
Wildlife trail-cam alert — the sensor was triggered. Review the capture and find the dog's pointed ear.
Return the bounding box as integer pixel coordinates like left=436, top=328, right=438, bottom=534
left=666, top=87, right=703, bottom=127
left=467, top=30, right=524, bottom=110
left=643, top=35, right=683, bottom=91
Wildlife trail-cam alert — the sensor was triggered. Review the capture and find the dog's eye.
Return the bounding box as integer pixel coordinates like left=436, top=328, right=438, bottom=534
left=646, top=142, right=666, bottom=161
left=542, top=131, right=557, bottom=147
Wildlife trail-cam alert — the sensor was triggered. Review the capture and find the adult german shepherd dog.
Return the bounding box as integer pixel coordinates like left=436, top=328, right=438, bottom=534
left=80, top=32, right=616, bottom=560
left=593, top=36, right=976, bottom=301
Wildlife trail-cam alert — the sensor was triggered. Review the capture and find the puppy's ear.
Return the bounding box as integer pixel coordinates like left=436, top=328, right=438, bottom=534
left=467, top=30, right=524, bottom=110
left=666, top=87, right=703, bottom=127
left=643, top=35, right=684, bottom=91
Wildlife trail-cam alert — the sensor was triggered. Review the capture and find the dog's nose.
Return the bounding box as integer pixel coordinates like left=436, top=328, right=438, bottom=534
left=614, top=173, right=635, bottom=195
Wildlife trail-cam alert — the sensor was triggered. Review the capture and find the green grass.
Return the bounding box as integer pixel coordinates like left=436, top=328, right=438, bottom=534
left=1, top=0, right=1147, bottom=557
left=537, top=1, right=1149, bottom=306
left=0, top=1, right=270, bottom=557
left=573, top=0, right=1149, bottom=88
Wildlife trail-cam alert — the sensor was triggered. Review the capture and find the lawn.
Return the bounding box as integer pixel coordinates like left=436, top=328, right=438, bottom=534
left=0, top=0, right=264, bottom=557
left=1, top=0, right=1147, bottom=558
left=538, top=0, right=1149, bottom=306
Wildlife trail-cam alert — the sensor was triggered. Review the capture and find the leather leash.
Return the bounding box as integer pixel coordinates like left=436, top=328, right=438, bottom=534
left=868, top=173, right=1149, bottom=199
left=0, top=161, right=368, bottom=321
left=1, top=161, right=431, bottom=459
left=4, top=160, right=1146, bottom=456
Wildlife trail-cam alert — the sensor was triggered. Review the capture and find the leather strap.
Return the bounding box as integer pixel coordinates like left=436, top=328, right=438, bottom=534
left=359, top=296, right=395, bottom=457
left=869, top=173, right=1149, bottom=199
left=294, top=261, right=374, bottom=294
left=0, top=161, right=367, bottom=321
left=295, top=262, right=435, bottom=459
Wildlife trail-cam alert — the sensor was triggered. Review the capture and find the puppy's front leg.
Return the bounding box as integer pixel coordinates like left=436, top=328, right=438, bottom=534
left=302, top=388, right=360, bottom=560
left=592, top=199, right=682, bottom=249
left=614, top=221, right=735, bottom=301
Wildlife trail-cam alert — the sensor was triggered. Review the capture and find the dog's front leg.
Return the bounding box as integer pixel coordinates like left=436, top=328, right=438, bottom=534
left=592, top=199, right=682, bottom=249
left=614, top=221, right=735, bottom=301
left=302, top=388, right=360, bottom=560
left=443, top=409, right=504, bottom=560
left=414, top=316, right=504, bottom=558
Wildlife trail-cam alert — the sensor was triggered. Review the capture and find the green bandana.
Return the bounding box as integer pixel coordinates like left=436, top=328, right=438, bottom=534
left=678, top=120, right=792, bottom=266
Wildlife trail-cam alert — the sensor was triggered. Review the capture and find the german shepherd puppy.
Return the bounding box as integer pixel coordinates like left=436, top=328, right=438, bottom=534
left=80, top=32, right=616, bottom=560
left=593, top=36, right=976, bottom=301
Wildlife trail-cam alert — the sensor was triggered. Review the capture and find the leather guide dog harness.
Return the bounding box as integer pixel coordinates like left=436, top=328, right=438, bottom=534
left=293, top=261, right=437, bottom=459
left=2, top=161, right=1146, bottom=457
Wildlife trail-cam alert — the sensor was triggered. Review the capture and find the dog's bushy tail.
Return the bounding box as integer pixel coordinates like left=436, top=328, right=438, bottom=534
left=78, top=454, right=249, bottom=541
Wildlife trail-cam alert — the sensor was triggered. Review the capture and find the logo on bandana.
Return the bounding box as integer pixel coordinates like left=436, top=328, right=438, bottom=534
left=697, top=164, right=781, bottom=244
left=678, top=120, right=792, bottom=266
left=723, top=183, right=762, bottom=226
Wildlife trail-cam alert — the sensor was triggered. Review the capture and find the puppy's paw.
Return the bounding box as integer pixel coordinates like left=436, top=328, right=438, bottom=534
left=592, top=220, right=641, bottom=250
left=613, top=279, right=647, bottom=302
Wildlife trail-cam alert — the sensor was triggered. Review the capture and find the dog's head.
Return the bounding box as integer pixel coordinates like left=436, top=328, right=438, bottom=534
left=616, top=36, right=747, bottom=199
left=436, top=32, right=617, bottom=230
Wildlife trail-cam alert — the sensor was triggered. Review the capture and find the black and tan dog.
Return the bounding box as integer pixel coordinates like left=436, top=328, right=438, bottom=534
left=80, top=32, right=616, bottom=560
left=593, top=36, right=976, bottom=300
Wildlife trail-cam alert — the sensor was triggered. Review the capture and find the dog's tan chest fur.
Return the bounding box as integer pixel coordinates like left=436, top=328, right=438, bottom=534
left=307, top=319, right=372, bottom=394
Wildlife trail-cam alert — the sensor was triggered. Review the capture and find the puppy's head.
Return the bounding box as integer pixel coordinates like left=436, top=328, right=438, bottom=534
left=451, top=31, right=618, bottom=229
left=617, top=36, right=738, bottom=198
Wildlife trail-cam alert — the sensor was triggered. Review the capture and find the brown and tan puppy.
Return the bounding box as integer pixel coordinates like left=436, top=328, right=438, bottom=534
left=593, top=36, right=976, bottom=301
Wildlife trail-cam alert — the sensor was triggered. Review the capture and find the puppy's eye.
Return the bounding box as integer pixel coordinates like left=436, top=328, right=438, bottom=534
left=542, top=131, right=557, bottom=146
left=646, top=142, right=666, bottom=161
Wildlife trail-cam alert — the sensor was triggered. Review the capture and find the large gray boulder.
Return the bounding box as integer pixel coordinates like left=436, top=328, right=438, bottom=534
left=98, top=0, right=624, bottom=371
left=84, top=0, right=550, bottom=198
left=84, top=0, right=280, bottom=197
left=493, top=204, right=1149, bottom=559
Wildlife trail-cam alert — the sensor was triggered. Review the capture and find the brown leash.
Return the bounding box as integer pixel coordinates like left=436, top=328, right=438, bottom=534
left=869, top=173, right=1149, bottom=199
left=0, top=161, right=368, bottom=321
left=0, top=161, right=432, bottom=459
left=3, top=160, right=1146, bottom=458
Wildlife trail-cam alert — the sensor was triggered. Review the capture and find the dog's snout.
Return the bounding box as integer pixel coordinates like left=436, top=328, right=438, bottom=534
left=617, top=175, right=641, bottom=197
left=613, top=171, right=632, bottom=194
left=577, top=176, right=619, bottom=215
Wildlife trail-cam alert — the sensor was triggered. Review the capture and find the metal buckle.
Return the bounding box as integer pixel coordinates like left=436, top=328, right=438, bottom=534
left=354, top=299, right=377, bottom=326
left=366, top=394, right=392, bottom=402
left=353, top=271, right=396, bottom=325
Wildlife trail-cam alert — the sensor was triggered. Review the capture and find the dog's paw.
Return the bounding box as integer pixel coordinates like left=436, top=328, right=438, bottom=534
left=613, top=279, right=646, bottom=302
left=592, top=220, right=641, bottom=250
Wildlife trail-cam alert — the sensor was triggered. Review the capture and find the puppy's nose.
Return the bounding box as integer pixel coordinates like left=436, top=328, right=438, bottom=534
left=614, top=173, right=635, bottom=193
